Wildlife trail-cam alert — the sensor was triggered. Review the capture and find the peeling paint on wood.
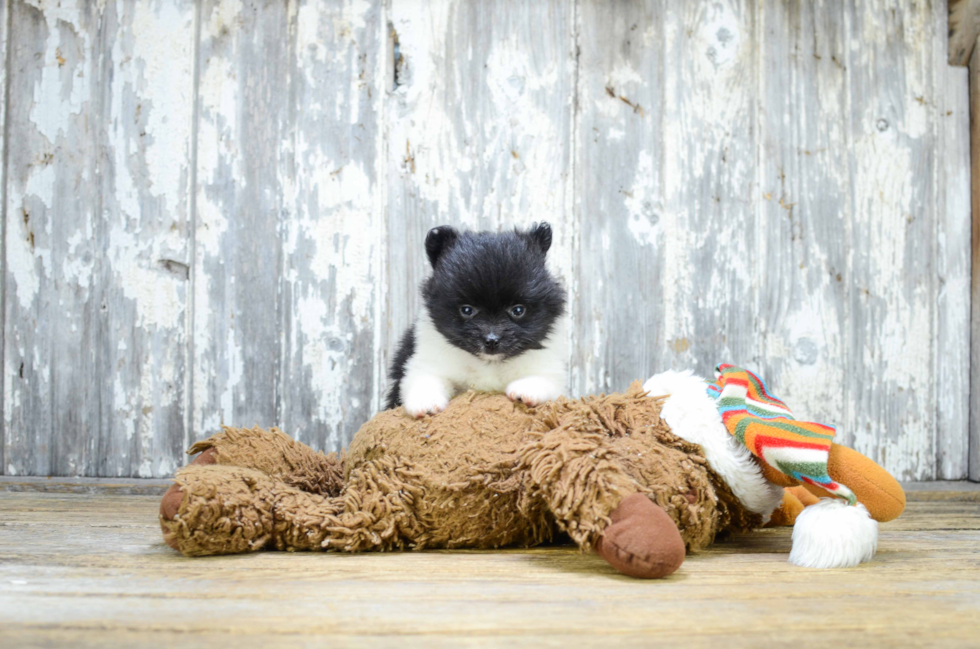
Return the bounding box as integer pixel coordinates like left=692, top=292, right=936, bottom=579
left=845, top=1, right=945, bottom=481
left=3, top=0, right=195, bottom=478
left=0, top=0, right=8, bottom=477
left=935, top=2, right=971, bottom=482
left=1, top=0, right=972, bottom=480
left=193, top=0, right=385, bottom=454
left=756, top=0, right=850, bottom=464
left=573, top=0, right=665, bottom=395
left=5, top=0, right=111, bottom=477
left=970, top=40, right=980, bottom=482
left=277, top=0, right=386, bottom=452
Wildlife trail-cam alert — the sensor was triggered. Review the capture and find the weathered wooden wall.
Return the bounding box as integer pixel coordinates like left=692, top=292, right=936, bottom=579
left=1, top=0, right=972, bottom=481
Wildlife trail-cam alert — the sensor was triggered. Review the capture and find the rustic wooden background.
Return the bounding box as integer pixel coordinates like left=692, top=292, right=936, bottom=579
left=1, top=0, right=972, bottom=481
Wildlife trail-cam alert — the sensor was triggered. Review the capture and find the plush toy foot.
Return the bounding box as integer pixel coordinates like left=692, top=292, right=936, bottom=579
left=159, top=465, right=282, bottom=556
left=159, top=447, right=217, bottom=549
left=596, top=493, right=686, bottom=579
left=765, top=488, right=812, bottom=527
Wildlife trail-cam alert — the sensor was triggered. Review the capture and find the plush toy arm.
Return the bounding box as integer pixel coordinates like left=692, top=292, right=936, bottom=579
left=800, top=443, right=906, bottom=522
left=764, top=443, right=904, bottom=526
left=186, top=426, right=345, bottom=497
left=161, top=457, right=429, bottom=557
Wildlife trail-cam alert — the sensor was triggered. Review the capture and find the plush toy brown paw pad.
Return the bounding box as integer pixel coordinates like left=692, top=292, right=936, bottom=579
left=596, top=493, right=686, bottom=579
left=159, top=447, right=218, bottom=549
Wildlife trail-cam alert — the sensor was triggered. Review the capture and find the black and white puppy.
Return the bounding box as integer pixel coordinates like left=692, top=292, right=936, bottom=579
left=386, top=223, right=568, bottom=417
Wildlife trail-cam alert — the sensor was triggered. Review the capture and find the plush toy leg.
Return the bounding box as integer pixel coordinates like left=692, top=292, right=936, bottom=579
left=519, top=425, right=686, bottom=578
left=186, top=426, right=345, bottom=496
left=786, top=445, right=901, bottom=569
left=765, top=489, right=805, bottom=527
left=764, top=486, right=821, bottom=527
left=159, top=447, right=218, bottom=542
left=160, top=427, right=345, bottom=546
left=160, top=459, right=428, bottom=557
left=803, top=443, right=906, bottom=523
left=595, top=493, right=686, bottom=578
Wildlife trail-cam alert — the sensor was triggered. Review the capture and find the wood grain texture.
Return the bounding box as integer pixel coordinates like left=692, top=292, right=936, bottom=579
left=192, top=0, right=385, bottom=454
left=4, top=1, right=114, bottom=476
left=0, top=491, right=978, bottom=646
left=98, top=0, right=196, bottom=478
left=756, top=0, right=850, bottom=444
left=949, top=0, right=980, bottom=65
left=845, top=1, right=942, bottom=480
left=572, top=0, right=666, bottom=394
left=0, top=0, right=973, bottom=479
left=0, top=475, right=171, bottom=494
left=192, top=0, right=290, bottom=444
left=274, top=0, right=385, bottom=452
left=935, top=3, right=972, bottom=481
left=659, top=0, right=761, bottom=379
left=0, top=0, right=8, bottom=477
left=2, top=0, right=195, bottom=479
left=970, top=39, right=980, bottom=482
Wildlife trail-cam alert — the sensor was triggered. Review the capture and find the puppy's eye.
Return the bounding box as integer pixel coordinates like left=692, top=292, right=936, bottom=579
left=459, top=305, right=477, bottom=318
left=509, top=305, right=526, bottom=319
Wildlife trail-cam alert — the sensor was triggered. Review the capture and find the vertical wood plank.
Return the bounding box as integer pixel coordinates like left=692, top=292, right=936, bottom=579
left=970, top=40, right=980, bottom=482
left=845, top=0, right=939, bottom=480
left=572, top=0, right=666, bottom=394
left=193, top=0, right=386, bottom=453
left=4, top=0, right=104, bottom=476
left=0, top=0, right=9, bottom=475
left=385, top=0, right=576, bottom=389
left=98, top=0, right=195, bottom=477
left=3, top=0, right=195, bottom=477
left=948, top=0, right=980, bottom=66
left=658, top=0, right=759, bottom=377
left=934, top=3, right=971, bottom=480
left=192, top=0, right=290, bottom=439
left=278, top=0, right=386, bottom=452
left=755, top=2, right=850, bottom=443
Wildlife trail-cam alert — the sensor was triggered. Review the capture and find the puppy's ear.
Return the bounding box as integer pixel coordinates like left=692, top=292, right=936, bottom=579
left=425, top=225, right=459, bottom=267
left=525, top=222, right=552, bottom=254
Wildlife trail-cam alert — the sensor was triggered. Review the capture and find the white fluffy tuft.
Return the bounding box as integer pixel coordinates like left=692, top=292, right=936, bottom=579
left=789, top=499, right=878, bottom=568
left=643, top=370, right=785, bottom=516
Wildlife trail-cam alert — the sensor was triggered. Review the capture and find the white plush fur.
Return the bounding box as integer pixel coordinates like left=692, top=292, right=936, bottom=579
left=643, top=370, right=785, bottom=516
left=789, top=499, right=878, bottom=568
left=402, top=308, right=568, bottom=417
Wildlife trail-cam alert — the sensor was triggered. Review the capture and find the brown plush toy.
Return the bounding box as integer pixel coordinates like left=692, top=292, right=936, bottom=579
left=160, top=371, right=905, bottom=578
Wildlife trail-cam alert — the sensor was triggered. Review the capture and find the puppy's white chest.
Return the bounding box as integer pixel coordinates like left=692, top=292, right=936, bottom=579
left=455, top=360, right=511, bottom=392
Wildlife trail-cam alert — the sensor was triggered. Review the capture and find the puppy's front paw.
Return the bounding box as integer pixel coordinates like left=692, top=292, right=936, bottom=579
left=506, top=377, right=562, bottom=407
left=403, top=376, right=450, bottom=418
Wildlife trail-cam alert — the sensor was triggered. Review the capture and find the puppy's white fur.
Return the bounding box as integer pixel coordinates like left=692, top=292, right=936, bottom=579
left=402, top=307, right=568, bottom=417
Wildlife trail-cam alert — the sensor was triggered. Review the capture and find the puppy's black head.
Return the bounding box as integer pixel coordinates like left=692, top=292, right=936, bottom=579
left=422, top=223, right=565, bottom=361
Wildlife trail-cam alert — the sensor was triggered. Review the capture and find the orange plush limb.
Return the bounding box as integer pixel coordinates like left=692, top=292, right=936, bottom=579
left=765, top=486, right=821, bottom=527
left=765, top=489, right=805, bottom=527
left=800, top=443, right=906, bottom=522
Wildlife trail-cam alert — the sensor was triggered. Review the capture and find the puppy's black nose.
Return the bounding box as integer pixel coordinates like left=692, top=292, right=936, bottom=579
left=483, top=333, right=500, bottom=351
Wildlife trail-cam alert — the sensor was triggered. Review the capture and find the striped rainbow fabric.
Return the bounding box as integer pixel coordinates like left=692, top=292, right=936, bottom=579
left=706, top=364, right=857, bottom=506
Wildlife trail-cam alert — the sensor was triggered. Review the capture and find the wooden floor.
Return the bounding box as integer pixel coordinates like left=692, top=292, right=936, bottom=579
left=1, top=486, right=979, bottom=648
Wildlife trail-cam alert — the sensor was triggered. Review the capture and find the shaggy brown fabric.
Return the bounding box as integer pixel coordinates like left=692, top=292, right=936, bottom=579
left=187, top=426, right=345, bottom=496
left=160, top=383, right=759, bottom=560
left=159, top=446, right=216, bottom=549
